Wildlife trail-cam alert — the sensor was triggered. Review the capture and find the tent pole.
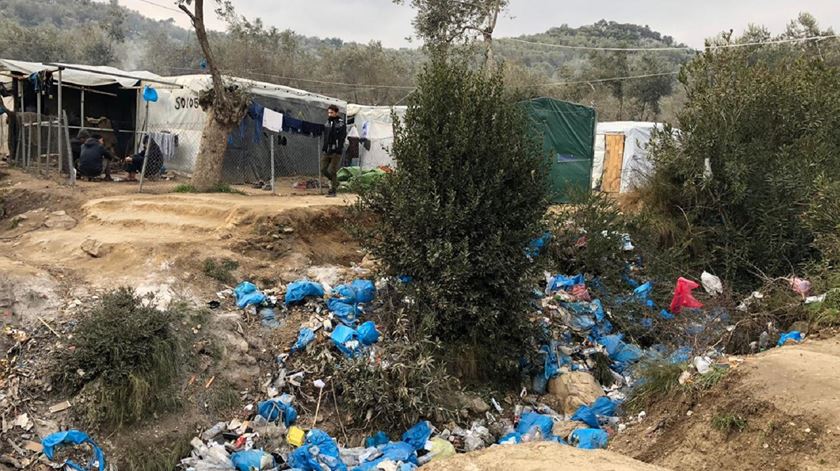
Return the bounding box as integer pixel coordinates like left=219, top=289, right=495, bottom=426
left=270, top=135, right=276, bottom=195
left=57, top=69, right=63, bottom=173
left=80, top=88, right=85, bottom=127
left=36, top=88, right=42, bottom=173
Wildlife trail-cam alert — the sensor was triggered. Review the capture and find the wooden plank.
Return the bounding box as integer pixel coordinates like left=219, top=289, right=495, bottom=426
left=602, top=133, right=625, bottom=193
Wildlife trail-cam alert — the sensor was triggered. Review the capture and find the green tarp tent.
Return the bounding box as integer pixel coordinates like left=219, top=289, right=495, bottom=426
left=521, top=97, right=596, bottom=203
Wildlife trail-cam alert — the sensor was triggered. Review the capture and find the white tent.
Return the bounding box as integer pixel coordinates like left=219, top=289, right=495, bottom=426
left=0, top=59, right=163, bottom=88
left=141, top=74, right=346, bottom=174
left=346, top=104, right=406, bottom=169
left=592, top=121, right=665, bottom=193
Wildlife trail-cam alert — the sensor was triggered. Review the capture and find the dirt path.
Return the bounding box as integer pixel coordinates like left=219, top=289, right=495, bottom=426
left=425, top=442, right=669, bottom=471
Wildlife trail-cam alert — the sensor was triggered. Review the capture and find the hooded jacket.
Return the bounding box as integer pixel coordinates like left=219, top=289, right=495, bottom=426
left=322, top=116, right=347, bottom=155
left=78, top=138, right=115, bottom=173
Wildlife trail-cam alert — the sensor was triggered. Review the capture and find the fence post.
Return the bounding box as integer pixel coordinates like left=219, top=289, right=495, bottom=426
left=63, top=111, right=75, bottom=186
left=270, top=136, right=276, bottom=195
left=46, top=118, right=52, bottom=176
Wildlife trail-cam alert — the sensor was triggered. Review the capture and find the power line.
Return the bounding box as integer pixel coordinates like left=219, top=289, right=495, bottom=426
left=135, top=0, right=182, bottom=14
left=541, top=71, right=679, bottom=87
left=164, top=66, right=417, bottom=90
left=505, top=34, right=840, bottom=52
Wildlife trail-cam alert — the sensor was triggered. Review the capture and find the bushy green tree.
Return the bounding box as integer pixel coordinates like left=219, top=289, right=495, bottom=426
left=358, top=56, right=549, bottom=376
left=642, top=25, right=840, bottom=286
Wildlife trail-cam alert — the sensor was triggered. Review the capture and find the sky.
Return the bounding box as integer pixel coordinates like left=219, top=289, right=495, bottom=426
left=111, top=0, right=840, bottom=48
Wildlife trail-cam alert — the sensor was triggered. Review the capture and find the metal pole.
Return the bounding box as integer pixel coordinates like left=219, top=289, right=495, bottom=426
left=270, top=135, right=276, bottom=195
left=80, top=88, right=85, bottom=128
left=57, top=69, right=63, bottom=173
left=138, top=102, right=150, bottom=193
left=36, top=89, right=42, bottom=173
left=63, top=111, right=75, bottom=186
left=317, top=136, right=323, bottom=194
left=46, top=118, right=52, bottom=175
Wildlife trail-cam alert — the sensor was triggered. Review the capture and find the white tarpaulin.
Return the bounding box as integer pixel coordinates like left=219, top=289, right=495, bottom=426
left=346, top=104, right=406, bottom=169
left=141, top=74, right=346, bottom=174
left=592, top=121, right=665, bottom=193
left=0, top=59, right=163, bottom=88
left=0, top=96, right=12, bottom=157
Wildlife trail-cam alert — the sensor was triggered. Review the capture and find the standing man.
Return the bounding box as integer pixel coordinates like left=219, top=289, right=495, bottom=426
left=321, top=104, right=346, bottom=197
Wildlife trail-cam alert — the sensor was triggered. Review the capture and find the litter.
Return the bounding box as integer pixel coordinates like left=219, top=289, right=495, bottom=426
left=291, top=327, right=316, bottom=352
left=41, top=430, right=106, bottom=471
left=288, top=429, right=346, bottom=471
left=259, top=307, right=280, bottom=329
left=365, top=431, right=390, bottom=448
left=571, top=405, right=600, bottom=428
left=777, top=331, right=803, bottom=347
left=327, top=297, right=363, bottom=326
left=234, top=281, right=266, bottom=309
left=257, top=394, right=298, bottom=427
left=285, top=280, right=325, bottom=306
left=287, top=426, right=306, bottom=447
left=701, top=271, right=723, bottom=297
left=693, top=356, right=712, bottom=375
left=570, top=428, right=609, bottom=449
left=420, top=437, right=456, bottom=463
left=331, top=324, right=361, bottom=358
left=357, top=321, right=381, bottom=346
left=402, top=421, right=432, bottom=450
left=231, top=450, right=275, bottom=471
left=669, top=277, right=704, bottom=314
left=790, top=277, right=812, bottom=298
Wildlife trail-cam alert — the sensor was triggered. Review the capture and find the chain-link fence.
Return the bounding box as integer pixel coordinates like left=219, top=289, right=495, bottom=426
left=8, top=112, right=74, bottom=183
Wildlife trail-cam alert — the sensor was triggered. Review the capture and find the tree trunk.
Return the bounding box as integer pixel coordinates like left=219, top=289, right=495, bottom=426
left=192, top=109, right=235, bottom=191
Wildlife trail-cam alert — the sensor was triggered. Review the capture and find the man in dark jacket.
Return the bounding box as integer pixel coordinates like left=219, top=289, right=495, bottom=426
left=78, top=134, right=116, bottom=180
left=320, top=104, right=346, bottom=197
left=70, top=129, right=90, bottom=169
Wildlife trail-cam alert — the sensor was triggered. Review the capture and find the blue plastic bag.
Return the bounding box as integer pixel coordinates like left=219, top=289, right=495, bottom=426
left=357, top=321, right=381, bottom=346
left=365, top=431, right=390, bottom=448
left=550, top=274, right=585, bottom=292
left=397, top=275, right=412, bottom=284
left=259, top=308, right=280, bottom=329
left=613, top=343, right=642, bottom=364
left=633, top=281, right=653, bottom=302
left=231, top=450, right=275, bottom=471
left=328, top=298, right=362, bottom=326
left=498, top=432, right=522, bottom=445
left=235, top=281, right=266, bottom=309
left=597, top=334, right=624, bottom=356
left=291, top=327, right=316, bottom=352
left=669, top=346, right=692, bottom=364
left=571, top=428, right=609, bottom=449
left=402, top=421, right=432, bottom=450
left=142, top=85, right=158, bottom=102
left=333, top=284, right=357, bottom=304
left=526, top=231, right=552, bottom=259
left=357, top=442, right=418, bottom=470
left=590, top=396, right=618, bottom=417
left=540, top=343, right=560, bottom=380
left=660, top=309, right=675, bottom=320
left=777, top=331, right=803, bottom=347
left=257, top=395, right=298, bottom=427
left=331, top=324, right=360, bottom=357
left=571, top=405, right=600, bottom=428
left=516, top=412, right=554, bottom=437
left=350, top=279, right=376, bottom=303
left=285, top=280, right=325, bottom=306
left=41, top=430, right=106, bottom=471
left=289, top=430, right=346, bottom=471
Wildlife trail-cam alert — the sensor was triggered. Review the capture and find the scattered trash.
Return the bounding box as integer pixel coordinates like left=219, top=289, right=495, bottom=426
left=285, top=280, right=325, bottom=306
left=693, top=356, right=712, bottom=375
left=777, top=331, right=803, bottom=347
left=291, top=327, right=316, bottom=353
left=402, top=421, right=432, bottom=450
left=49, top=400, right=72, bottom=414
left=701, top=271, right=723, bottom=297
left=259, top=307, right=280, bottom=329
left=670, top=277, right=704, bottom=314
left=790, top=277, right=812, bottom=299
left=806, top=294, right=827, bottom=304
left=420, top=437, right=456, bottom=464
left=570, top=428, right=609, bottom=449
left=231, top=450, right=275, bottom=471
left=257, top=394, right=298, bottom=427
left=287, top=426, right=306, bottom=447
left=288, top=429, right=346, bottom=471
left=41, top=430, right=106, bottom=471
left=365, top=431, right=390, bottom=448
left=235, top=281, right=267, bottom=309
left=331, top=324, right=361, bottom=358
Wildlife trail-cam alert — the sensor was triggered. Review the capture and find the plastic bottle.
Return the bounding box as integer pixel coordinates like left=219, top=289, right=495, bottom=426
left=758, top=331, right=769, bottom=351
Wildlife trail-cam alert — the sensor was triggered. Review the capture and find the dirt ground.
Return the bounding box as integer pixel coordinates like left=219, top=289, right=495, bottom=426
left=611, top=334, right=840, bottom=471
left=425, top=441, right=668, bottom=471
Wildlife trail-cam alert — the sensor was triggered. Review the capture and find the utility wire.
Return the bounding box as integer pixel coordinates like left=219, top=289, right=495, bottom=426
left=505, top=34, right=840, bottom=52
left=540, top=71, right=679, bottom=87
left=135, top=0, right=183, bottom=14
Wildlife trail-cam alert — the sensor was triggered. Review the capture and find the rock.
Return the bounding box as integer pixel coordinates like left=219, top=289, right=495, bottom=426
left=80, top=239, right=106, bottom=258
left=547, top=372, right=604, bottom=414
left=43, top=211, right=76, bottom=230
left=463, top=395, right=491, bottom=415
left=789, top=320, right=810, bottom=336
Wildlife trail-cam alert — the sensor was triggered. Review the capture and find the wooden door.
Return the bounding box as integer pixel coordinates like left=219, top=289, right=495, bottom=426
left=602, top=133, right=625, bottom=193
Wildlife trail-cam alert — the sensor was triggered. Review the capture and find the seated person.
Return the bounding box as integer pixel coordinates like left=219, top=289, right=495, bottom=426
left=77, top=134, right=116, bottom=180
left=124, top=135, right=164, bottom=181
left=70, top=129, right=90, bottom=169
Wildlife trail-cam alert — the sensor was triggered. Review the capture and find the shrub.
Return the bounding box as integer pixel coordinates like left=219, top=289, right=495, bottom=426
left=641, top=29, right=840, bottom=288
left=202, top=257, right=239, bottom=284
left=356, top=56, right=550, bottom=376
left=624, top=360, right=684, bottom=414
left=53, top=288, right=186, bottom=428
left=712, top=413, right=748, bottom=436
left=174, top=183, right=242, bottom=194
left=332, top=334, right=458, bottom=432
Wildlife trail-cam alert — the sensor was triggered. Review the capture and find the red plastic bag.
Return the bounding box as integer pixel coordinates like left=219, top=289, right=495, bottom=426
left=669, top=277, right=704, bottom=314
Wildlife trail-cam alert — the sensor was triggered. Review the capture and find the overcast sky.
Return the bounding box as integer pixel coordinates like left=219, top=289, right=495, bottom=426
left=111, top=0, right=840, bottom=48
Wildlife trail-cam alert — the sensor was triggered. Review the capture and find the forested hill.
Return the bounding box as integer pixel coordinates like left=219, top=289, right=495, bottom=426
left=0, top=0, right=692, bottom=120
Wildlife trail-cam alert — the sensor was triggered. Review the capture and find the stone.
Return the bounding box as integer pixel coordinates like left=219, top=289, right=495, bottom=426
left=43, top=211, right=76, bottom=230
left=463, top=395, right=491, bottom=415
left=80, top=239, right=106, bottom=258
left=789, top=320, right=810, bottom=336
left=547, top=372, right=605, bottom=414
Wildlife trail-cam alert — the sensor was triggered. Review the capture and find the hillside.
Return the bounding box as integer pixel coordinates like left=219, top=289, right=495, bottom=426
left=0, top=0, right=692, bottom=119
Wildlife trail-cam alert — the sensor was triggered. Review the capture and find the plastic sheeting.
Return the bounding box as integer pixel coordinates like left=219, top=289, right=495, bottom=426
left=41, top=430, right=106, bottom=471
left=0, top=59, right=163, bottom=88
left=346, top=104, right=407, bottom=169
left=522, top=98, right=597, bottom=203
left=592, top=122, right=666, bottom=193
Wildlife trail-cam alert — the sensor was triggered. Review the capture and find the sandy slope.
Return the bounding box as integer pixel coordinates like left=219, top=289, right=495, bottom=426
left=424, top=442, right=669, bottom=471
